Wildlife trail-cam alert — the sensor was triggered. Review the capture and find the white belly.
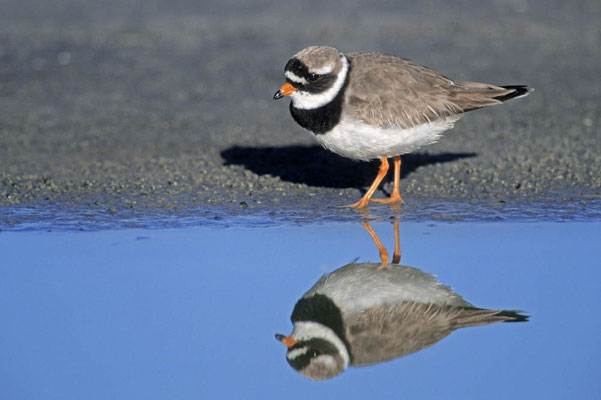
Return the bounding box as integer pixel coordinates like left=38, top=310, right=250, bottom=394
left=313, top=116, right=460, bottom=161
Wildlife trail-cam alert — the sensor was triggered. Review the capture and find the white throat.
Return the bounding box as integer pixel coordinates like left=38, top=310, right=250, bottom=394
left=289, top=54, right=349, bottom=110
left=291, top=321, right=350, bottom=369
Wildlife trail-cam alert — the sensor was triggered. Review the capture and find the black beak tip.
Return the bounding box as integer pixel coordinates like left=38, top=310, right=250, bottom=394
left=273, top=90, right=283, bottom=100
left=275, top=333, right=285, bottom=341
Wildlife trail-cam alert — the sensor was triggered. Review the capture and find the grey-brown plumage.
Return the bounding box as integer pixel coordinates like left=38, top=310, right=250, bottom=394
left=346, top=294, right=526, bottom=366
left=344, top=52, right=527, bottom=129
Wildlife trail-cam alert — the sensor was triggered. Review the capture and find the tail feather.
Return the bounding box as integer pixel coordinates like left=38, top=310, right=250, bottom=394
left=450, top=308, right=530, bottom=329
left=453, top=82, right=533, bottom=113
left=494, top=85, right=533, bottom=102
left=494, top=309, right=530, bottom=322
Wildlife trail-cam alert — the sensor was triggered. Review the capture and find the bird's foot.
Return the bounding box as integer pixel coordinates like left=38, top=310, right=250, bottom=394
left=344, top=198, right=371, bottom=209
left=371, top=193, right=405, bottom=205
left=344, top=193, right=404, bottom=209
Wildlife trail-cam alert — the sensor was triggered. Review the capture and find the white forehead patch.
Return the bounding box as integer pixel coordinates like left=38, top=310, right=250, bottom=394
left=285, top=71, right=308, bottom=85
left=287, top=346, right=309, bottom=360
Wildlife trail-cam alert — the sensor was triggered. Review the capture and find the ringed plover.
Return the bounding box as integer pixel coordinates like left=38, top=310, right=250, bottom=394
left=275, top=221, right=528, bottom=380
left=273, top=46, right=532, bottom=208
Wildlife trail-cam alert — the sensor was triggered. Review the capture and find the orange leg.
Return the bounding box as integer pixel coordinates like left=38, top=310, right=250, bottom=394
left=345, top=157, right=389, bottom=208
left=392, top=220, right=401, bottom=264
left=371, top=156, right=404, bottom=205
left=360, top=222, right=389, bottom=267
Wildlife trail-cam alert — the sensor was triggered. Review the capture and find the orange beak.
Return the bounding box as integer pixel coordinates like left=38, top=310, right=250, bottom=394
left=273, top=82, right=297, bottom=99
left=275, top=334, right=297, bottom=347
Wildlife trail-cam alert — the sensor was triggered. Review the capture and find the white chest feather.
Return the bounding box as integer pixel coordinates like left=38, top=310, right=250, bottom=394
left=313, top=116, right=460, bottom=161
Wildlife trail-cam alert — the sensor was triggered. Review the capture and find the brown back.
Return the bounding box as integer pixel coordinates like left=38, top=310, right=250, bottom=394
left=345, top=52, right=516, bottom=128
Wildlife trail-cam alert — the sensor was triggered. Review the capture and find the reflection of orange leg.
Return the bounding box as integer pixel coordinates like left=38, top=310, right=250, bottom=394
left=392, top=220, right=401, bottom=264
left=345, top=157, right=389, bottom=209
left=371, top=156, right=404, bottom=205
left=360, top=222, right=389, bottom=267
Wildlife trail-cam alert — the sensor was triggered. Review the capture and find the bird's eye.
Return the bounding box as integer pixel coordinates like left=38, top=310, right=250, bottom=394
left=311, top=350, right=321, bottom=357
left=308, top=73, right=319, bottom=82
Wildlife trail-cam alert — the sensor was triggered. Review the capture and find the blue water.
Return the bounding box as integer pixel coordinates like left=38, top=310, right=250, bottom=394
left=1, top=221, right=600, bottom=399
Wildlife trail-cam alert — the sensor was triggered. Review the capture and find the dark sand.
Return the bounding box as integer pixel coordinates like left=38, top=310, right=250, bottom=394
left=1, top=0, right=600, bottom=227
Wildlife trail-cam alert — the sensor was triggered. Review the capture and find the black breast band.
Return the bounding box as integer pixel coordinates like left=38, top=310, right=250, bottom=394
left=289, top=61, right=351, bottom=135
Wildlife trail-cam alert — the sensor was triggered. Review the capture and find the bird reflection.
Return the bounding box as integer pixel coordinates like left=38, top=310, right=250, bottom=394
left=276, top=221, right=528, bottom=380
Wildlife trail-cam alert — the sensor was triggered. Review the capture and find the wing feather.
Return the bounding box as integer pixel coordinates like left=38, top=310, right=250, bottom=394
left=344, top=52, right=515, bottom=128
left=347, top=302, right=524, bottom=366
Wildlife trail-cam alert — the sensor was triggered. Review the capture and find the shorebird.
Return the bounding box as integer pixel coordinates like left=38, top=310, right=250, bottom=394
left=274, top=46, right=532, bottom=208
left=275, top=221, right=528, bottom=380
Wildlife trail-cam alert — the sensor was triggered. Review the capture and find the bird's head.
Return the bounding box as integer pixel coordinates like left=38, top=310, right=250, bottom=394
left=273, top=46, right=349, bottom=110
left=275, top=321, right=350, bottom=380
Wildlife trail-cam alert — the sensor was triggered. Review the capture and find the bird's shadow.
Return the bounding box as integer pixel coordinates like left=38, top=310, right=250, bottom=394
left=221, top=145, right=476, bottom=189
